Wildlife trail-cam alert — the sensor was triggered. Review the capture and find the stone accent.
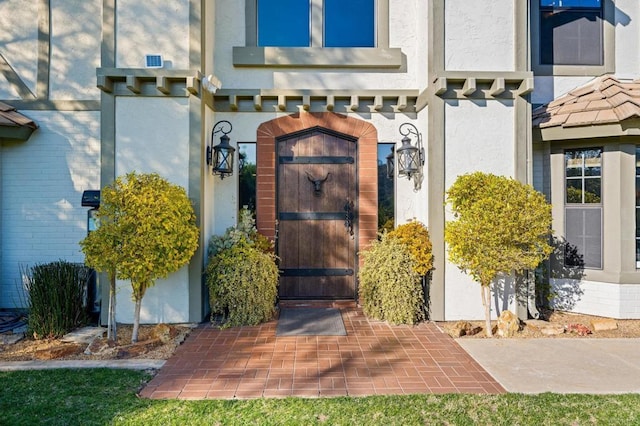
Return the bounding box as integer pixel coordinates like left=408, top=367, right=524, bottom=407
left=496, top=310, right=520, bottom=337
left=449, top=321, right=482, bottom=337
left=524, top=319, right=565, bottom=336
left=590, top=318, right=618, bottom=332
left=34, top=344, right=84, bottom=360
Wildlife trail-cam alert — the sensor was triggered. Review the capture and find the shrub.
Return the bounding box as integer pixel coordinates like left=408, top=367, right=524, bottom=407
left=206, top=238, right=279, bottom=328
left=387, top=221, right=434, bottom=276
left=22, top=260, right=90, bottom=339
left=358, top=234, right=425, bottom=325
left=208, top=208, right=272, bottom=258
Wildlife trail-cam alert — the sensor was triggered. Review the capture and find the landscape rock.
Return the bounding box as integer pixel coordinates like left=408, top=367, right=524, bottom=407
left=34, top=343, right=84, bottom=360
left=590, top=318, right=618, bottom=332
left=449, top=321, right=483, bottom=337
left=525, top=320, right=565, bottom=336
left=151, top=323, right=174, bottom=344
left=496, top=310, right=520, bottom=337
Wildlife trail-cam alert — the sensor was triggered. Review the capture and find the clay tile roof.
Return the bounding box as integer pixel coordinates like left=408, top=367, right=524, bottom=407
left=533, top=75, right=640, bottom=131
left=0, top=102, right=38, bottom=130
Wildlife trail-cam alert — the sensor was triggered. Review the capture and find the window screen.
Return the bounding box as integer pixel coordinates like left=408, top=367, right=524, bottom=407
left=539, top=0, right=603, bottom=66
left=565, top=207, right=602, bottom=269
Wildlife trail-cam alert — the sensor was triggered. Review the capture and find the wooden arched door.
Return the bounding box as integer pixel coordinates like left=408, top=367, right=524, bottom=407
left=276, top=129, right=357, bottom=299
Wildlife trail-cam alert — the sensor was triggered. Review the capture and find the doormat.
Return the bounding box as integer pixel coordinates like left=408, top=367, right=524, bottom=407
left=276, top=308, right=347, bottom=336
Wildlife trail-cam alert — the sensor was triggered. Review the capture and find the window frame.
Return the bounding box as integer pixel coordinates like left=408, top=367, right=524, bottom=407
left=636, top=146, right=640, bottom=268
left=563, top=147, right=604, bottom=270
left=532, top=0, right=614, bottom=76
left=234, top=0, right=402, bottom=68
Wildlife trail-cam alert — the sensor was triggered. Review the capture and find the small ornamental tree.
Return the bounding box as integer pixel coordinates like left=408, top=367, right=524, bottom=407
left=444, top=172, right=553, bottom=337
left=81, top=172, right=199, bottom=343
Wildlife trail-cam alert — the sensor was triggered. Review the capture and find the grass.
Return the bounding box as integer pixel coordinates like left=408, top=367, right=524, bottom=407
left=1, top=369, right=640, bottom=425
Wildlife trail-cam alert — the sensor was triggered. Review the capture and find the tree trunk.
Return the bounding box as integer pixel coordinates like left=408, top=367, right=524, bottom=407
left=106, top=273, right=117, bottom=342
left=132, top=298, right=142, bottom=343
left=481, top=284, right=493, bottom=337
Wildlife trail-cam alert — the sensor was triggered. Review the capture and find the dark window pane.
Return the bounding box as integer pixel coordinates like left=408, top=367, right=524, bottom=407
left=541, top=0, right=601, bottom=8
left=636, top=146, right=640, bottom=175
left=258, top=0, right=310, bottom=47
left=540, top=10, right=603, bottom=65
left=636, top=208, right=640, bottom=238
left=566, top=179, right=583, bottom=203
left=377, top=143, right=394, bottom=232
left=636, top=177, right=640, bottom=206
left=324, top=0, right=375, bottom=47
left=583, top=178, right=601, bottom=203
left=238, top=143, right=257, bottom=215
left=637, top=238, right=640, bottom=263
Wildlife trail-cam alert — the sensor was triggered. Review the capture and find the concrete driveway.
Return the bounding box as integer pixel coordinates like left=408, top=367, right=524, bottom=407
left=458, top=338, right=640, bottom=394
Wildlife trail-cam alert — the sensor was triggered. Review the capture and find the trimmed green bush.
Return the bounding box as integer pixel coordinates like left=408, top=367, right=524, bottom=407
left=387, top=221, right=434, bottom=277
left=22, top=260, right=90, bottom=339
left=208, top=207, right=272, bottom=258
left=358, top=234, right=425, bottom=325
left=206, top=238, right=279, bottom=328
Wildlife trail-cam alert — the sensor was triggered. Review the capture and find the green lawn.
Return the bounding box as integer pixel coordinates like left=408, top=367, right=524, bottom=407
left=1, top=369, right=639, bottom=425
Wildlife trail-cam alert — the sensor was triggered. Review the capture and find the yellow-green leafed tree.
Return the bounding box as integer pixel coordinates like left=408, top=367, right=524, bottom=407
left=444, top=172, right=553, bottom=337
left=81, top=172, right=199, bottom=343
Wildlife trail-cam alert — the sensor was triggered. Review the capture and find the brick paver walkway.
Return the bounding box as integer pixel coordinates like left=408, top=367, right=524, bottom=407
left=140, top=308, right=504, bottom=399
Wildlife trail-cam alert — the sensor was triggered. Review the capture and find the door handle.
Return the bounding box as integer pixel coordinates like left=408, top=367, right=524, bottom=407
left=344, top=199, right=354, bottom=237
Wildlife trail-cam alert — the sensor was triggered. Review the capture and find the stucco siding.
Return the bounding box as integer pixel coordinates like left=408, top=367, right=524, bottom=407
left=116, top=0, right=191, bottom=69
left=1, top=111, right=100, bottom=308
left=0, top=0, right=38, bottom=99
left=114, top=96, right=190, bottom=323
left=443, top=100, right=516, bottom=320
left=444, top=0, right=514, bottom=72
left=49, top=0, right=102, bottom=100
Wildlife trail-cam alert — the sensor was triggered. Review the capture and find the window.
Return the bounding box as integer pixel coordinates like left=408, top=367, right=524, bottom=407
left=378, top=143, right=394, bottom=232
left=636, top=147, right=640, bottom=268
left=238, top=143, right=257, bottom=215
left=258, top=0, right=310, bottom=47
left=237, top=0, right=399, bottom=68
left=257, top=0, right=375, bottom=48
left=564, top=148, right=602, bottom=269
left=539, top=0, right=603, bottom=66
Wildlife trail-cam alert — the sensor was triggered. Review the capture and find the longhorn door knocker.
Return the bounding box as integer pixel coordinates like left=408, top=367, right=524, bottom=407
left=344, top=199, right=354, bottom=237
left=305, top=171, right=331, bottom=196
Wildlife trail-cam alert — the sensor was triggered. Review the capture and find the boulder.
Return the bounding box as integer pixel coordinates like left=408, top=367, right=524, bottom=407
left=151, top=323, right=174, bottom=344
left=590, top=318, right=618, bottom=332
left=449, top=321, right=482, bottom=337
left=496, top=310, right=520, bottom=337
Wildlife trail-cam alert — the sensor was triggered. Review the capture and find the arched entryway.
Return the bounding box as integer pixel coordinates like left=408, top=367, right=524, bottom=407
left=256, top=112, right=378, bottom=300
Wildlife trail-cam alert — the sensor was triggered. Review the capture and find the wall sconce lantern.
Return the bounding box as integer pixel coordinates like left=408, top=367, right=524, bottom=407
left=386, top=145, right=395, bottom=179
left=206, top=120, right=235, bottom=179
left=396, top=122, right=425, bottom=188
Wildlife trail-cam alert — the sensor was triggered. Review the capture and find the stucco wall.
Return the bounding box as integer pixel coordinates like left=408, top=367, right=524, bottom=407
left=114, top=97, right=191, bottom=324
left=444, top=0, right=515, bottom=72
left=50, top=0, right=102, bottom=100
left=0, top=0, right=38, bottom=99
left=116, top=0, right=191, bottom=69
left=211, top=0, right=427, bottom=90
left=443, top=100, right=516, bottom=320
left=1, top=111, right=100, bottom=308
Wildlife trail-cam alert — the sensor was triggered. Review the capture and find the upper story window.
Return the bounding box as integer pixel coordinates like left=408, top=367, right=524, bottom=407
left=257, top=0, right=375, bottom=48
left=539, top=0, right=603, bottom=66
left=235, top=0, right=399, bottom=68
